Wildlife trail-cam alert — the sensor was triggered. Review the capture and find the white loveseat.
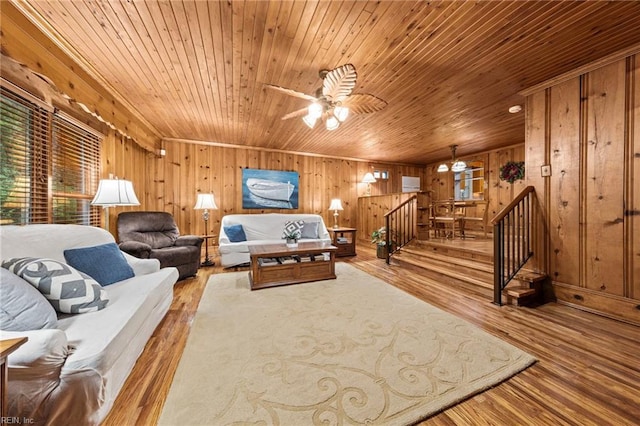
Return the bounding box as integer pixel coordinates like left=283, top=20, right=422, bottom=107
left=218, top=213, right=332, bottom=267
left=0, top=224, right=179, bottom=425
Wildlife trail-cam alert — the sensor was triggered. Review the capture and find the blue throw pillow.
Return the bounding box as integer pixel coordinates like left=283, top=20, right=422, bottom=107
left=224, top=224, right=247, bottom=242
left=64, top=242, right=135, bottom=286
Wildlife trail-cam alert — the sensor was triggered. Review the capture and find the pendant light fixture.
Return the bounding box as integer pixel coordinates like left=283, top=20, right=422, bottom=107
left=438, top=145, right=467, bottom=173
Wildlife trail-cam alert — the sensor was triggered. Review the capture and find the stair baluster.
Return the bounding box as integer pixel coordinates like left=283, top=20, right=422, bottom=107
left=492, top=186, right=536, bottom=305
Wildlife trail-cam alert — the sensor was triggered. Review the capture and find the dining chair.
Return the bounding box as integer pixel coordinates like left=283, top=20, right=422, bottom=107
left=430, top=200, right=465, bottom=239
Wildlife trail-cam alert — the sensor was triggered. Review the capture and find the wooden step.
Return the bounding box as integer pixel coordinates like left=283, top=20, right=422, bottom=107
left=502, top=285, right=538, bottom=306
left=413, top=239, right=493, bottom=264
left=396, top=245, right=492, bottom=268
left=504, top=286, right=536, bottom=298
left=392, top=244, right=493, bottom=290
left=514, top=270, right=547, bottom=284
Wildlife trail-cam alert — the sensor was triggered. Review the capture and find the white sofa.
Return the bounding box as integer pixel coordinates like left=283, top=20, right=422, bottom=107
left=0, top=224, right=179, bottom=425
left=218, top=213, right=332, bottom=267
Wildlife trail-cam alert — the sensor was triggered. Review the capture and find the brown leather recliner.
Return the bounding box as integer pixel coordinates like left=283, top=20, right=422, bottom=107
left=117, top=211, right=203, bottom=280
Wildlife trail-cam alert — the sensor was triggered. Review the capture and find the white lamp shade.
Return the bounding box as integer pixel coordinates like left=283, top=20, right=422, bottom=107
left=437, top=163, right=449, bottom=173
left=308, top=102, right=323, bottom=119
left=325, top=116, right=339, bottom=130
left=328, top=198, right=344, bottom=211
left=451, top=160, right=467, bottom=172
left=91, top=179, right=140, bottom=206
left=302, top=114, right=317, bottom=129
left=194, top=193, right=218, bottom=210
left=362, top=172, right=377, bottom=183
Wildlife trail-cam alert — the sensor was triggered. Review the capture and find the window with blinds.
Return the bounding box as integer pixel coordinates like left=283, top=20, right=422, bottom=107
left=1, top=85, right=102, bottom=226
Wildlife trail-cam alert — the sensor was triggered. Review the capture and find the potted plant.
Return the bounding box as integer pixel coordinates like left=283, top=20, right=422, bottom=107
left=371, top=226, right=388, bottom=259
left=283, top=230, right=301, bottom=248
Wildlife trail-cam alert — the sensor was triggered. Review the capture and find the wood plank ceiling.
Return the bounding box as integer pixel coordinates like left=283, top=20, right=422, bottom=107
left=10, top=0, right=640, bottom=164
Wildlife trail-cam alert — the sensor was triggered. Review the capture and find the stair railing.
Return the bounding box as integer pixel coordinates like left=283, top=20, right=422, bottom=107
left=383, top=195, right=417, bottom=264
left=491, top=186, right=536, bottom=305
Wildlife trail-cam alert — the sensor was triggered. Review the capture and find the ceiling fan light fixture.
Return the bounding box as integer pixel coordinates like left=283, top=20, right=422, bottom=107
left=326, top=115, right=339, bottom=131
left=308, top=102, right=323, bottom=119
left=303, top=114, right=317, bottom=129
left=334, top=106, right=349, bottom=122
left=267, top=64, right=386, bottom=131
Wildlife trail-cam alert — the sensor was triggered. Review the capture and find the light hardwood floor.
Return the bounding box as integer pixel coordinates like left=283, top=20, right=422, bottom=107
left=102, top=244, right=640, bottom=426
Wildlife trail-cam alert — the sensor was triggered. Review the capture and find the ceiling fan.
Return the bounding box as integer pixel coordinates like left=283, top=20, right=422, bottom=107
left=265, top=64, right=387, bottom=131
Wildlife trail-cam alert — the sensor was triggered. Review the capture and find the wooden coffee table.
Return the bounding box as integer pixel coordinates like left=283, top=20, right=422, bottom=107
left=248, top=241, right=337, bottom=290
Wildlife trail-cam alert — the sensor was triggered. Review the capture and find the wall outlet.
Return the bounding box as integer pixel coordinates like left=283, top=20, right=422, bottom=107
left=541, top=165, right=552, bottom=177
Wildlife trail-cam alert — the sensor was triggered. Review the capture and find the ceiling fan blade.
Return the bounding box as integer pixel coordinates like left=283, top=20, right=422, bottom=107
left=341, top=94, right=388, bottom=114
left=264, top=84, right=317, bottom=101
left=322, top=64, right=357, bottom=102
left=281, top=108, right=308, bottom=120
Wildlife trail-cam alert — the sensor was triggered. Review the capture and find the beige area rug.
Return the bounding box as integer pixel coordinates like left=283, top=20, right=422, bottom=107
left=159, top=263, right=535, bottom=426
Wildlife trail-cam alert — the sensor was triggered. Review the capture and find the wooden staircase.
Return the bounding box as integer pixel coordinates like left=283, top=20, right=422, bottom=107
left=390, top=239, right=547, bottom=306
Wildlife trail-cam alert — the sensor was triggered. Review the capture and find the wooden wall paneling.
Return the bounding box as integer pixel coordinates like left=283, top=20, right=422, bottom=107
left=486, top=149, right=500, bottom=217
left=179, top=142, right=193, bottom=227
left=209, top=145, right=224, bottom=234
left=167, top=142, right=181, bottom=217
left=152, top=149, right=166, bottom=213
left=347, top=160, right=359, bottom=229
left=495, top=149, right=515, bottom=213
left=221, top=147, right=239, bottom=215
left=585, top=61, right=626, bottom=296
left=549, top=78, right=581, bottom=286
left=236, top=149, right=251, bottom=215
left=323, top=157, right=338, bottom=217
left=629, top=54, right=640, bottom=300
left=148, top=141, right=426, bottom=246
left=300, top=156, right=316, bottom=215
left=325, top=157, right=339, bottom=223
left=525, top=90, right=550, bottom=273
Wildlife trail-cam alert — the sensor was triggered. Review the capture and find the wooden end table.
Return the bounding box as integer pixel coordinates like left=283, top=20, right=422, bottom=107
left=328, top=227, right=357, bottom=257
left=1, top=337, right=27, bottom=419
left=248, top=241, right=337, bottom=290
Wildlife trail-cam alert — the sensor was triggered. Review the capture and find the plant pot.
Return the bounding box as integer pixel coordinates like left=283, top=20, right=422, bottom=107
left=376, top=244, right=388, bottom=259
left=286, top=239, right=298, bottom=248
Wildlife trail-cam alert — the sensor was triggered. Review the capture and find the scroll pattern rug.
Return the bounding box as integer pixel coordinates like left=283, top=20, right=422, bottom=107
left=159, top=263, right=535, bottom=425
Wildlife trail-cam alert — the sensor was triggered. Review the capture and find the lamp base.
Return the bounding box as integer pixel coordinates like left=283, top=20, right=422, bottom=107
left=201, top=259, right=215, bottom=267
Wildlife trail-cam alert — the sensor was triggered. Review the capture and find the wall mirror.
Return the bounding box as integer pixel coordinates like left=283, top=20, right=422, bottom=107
left=454, top=160, right=484, bottom=200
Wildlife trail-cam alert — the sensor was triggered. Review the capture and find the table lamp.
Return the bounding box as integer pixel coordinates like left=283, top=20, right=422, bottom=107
left=328, top=198, right=344, bottom=229
left=194, top=193, right=218, bottom=266
left=91, top=178, right=140, bottom=233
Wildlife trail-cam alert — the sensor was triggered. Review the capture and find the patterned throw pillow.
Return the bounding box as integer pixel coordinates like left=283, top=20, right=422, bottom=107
left=2, top=258, right=109, bottom=314
left=282, top=220, right=304, bottom=239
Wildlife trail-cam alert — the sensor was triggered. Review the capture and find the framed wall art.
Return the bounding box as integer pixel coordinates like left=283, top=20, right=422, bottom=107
left=242, top=169, right=299, bottom=209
